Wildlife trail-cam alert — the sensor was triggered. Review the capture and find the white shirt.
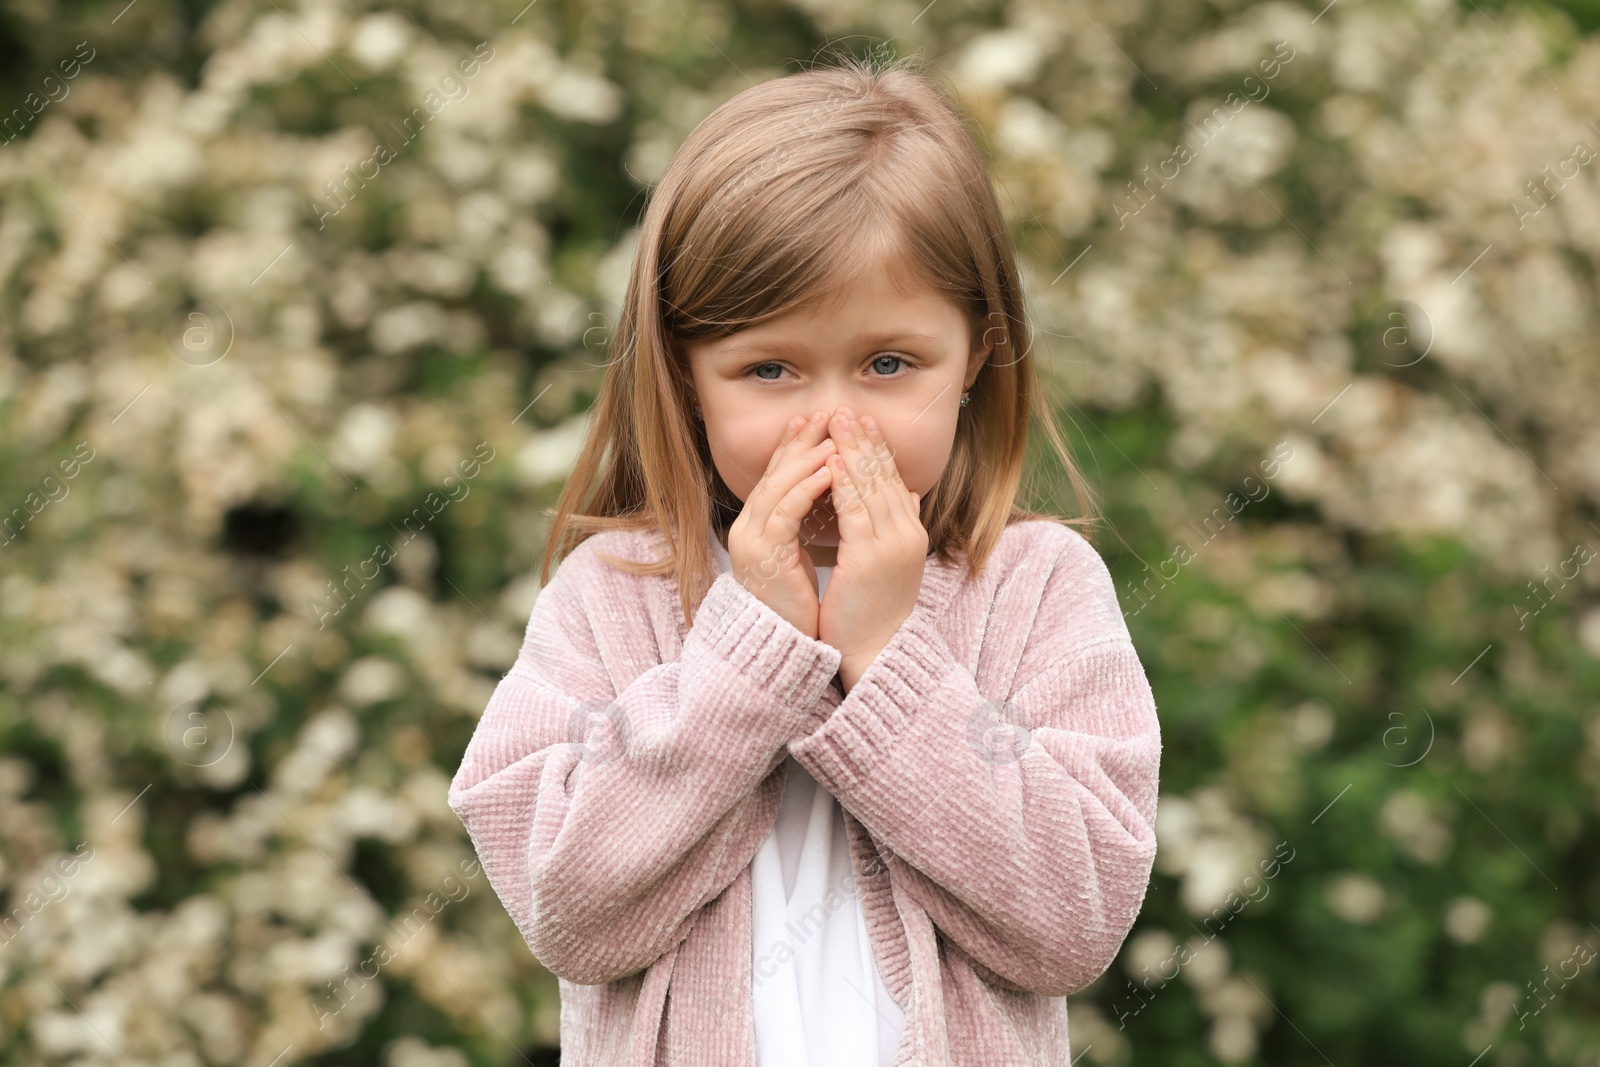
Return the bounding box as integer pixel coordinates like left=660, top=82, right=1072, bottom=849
left=708, top=526, right=906, bottom=1066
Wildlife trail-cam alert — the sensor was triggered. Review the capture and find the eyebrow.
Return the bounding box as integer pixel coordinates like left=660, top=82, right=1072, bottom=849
left=719, top=330, right=943, bottom=356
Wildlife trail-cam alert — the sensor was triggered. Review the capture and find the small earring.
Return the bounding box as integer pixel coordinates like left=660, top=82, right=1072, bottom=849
left=959, top=391, right=970, bottom=407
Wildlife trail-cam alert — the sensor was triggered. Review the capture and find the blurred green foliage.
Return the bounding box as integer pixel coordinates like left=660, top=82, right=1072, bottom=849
left=1, top=1, right=1598, bottom=1065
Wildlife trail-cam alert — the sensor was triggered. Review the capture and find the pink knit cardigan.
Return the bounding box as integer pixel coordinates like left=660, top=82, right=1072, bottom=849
left=447, top=518, right=1162, bottom=1065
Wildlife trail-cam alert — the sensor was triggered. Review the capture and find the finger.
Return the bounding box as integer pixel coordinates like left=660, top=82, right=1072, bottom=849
left=782, top=438, right=838, bottom=497
left=781, top=411, right=835, bottom=477
left=834, top=410, right=891, bottom=536
left=748, top=417, right=834, bottom=534
left=857, top=415, right=903, bottom=488
left=755, top=438, right=844, bottom=543
left=827, top=452, right=874, bottom=547
left=799, top=408, right=831, bottom=441
left=828, top=410, right=869, bottom=503
left=798, top=456, right=839, bottom=541
left=766, top=411, right=830, bottom=476
left=760, top=415, right=803, bottom=480
left=857, top=414, right=914, bottom=525
left=764, top=414, right=810, bottom=474
left=773, top=462, right=836, bottom=545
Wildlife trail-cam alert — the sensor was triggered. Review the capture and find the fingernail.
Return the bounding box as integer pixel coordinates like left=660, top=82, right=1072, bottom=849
left=860, top=415, right=876, bottom=431
left=810, top=411, right=825, bottom=424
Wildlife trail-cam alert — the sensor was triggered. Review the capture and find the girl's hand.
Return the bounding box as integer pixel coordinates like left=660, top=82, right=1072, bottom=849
left=818, top=407, right=928, bottom=690
left=726, top=410, right=838, bottom=639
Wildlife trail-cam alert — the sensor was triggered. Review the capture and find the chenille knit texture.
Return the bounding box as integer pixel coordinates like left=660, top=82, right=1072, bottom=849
left=447, top=518, right=1163, bottom=1066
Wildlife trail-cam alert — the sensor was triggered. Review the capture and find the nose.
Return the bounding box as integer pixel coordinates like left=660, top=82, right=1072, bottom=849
left=794, top=401, right=856, bottom=429
left=801, top=404, right=849, bottom=424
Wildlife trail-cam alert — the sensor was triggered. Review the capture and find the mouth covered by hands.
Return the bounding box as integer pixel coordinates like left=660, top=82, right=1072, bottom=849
left=724, top=410, right=837, bottom=641
left=817, top=406, right=928, bottom=692
left=723, top=407, right=929, bottom=692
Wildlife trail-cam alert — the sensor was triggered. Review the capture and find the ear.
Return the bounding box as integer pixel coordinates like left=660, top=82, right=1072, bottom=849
left=969, top=310, right=1000, bottom=383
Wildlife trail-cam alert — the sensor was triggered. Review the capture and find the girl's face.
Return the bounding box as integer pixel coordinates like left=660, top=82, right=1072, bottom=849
left=684, top=253, right=986, bottom=548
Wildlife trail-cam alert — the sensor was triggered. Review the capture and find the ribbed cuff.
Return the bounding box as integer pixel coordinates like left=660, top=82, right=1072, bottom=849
left=789, top=604, right=956, bottom=791
left=692, top=571, right=842, bottom=709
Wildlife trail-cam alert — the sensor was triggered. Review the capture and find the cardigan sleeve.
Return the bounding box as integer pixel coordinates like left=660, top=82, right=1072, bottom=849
left=448, top=544, right=843, bottom=986
left=786, top=526, right=1161, bottom=998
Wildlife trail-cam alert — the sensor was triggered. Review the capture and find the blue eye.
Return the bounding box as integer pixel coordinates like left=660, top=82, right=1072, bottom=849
left=741, top=355, right=914, bottom=381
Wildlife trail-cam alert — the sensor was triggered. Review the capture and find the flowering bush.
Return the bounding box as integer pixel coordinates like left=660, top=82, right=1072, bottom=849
left=1, top=0, right=1597, bottom=1064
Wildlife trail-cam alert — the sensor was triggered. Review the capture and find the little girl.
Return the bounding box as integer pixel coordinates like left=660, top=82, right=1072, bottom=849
left=449, top=53, right=1162, bottom=1067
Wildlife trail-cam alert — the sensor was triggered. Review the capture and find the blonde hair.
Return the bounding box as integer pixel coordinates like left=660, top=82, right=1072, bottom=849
left=540, top=50, right=1101, bottom=625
